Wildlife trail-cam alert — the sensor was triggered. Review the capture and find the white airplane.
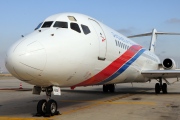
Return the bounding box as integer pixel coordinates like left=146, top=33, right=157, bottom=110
left=5, top=12, right=180, bottom=116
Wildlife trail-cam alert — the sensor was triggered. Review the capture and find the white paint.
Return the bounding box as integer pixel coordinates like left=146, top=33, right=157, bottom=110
left=5, top=13, right=180, bottom=88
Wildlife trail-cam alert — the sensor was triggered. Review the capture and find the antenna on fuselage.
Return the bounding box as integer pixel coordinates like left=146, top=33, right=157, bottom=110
left=128, top=29, right=180, bottom=53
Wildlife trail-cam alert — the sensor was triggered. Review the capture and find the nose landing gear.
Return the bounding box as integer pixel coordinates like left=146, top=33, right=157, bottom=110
left=36, top=86, right=60, bottom=117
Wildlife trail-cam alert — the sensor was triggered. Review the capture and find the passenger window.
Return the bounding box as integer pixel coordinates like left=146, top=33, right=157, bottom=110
left=41, top=21, right=53, bottom=28
left=81, top=24, right=91, bottom=35
left=53, top=21, right=68, bottom=28
left=125, top=45, right=127, bottom=50
left=35, top=22, right=42, bottom=30
left=115, top=40, right=118, bottom=46
left=122, top=43, right=124, bottom=49
left=70, top=23, right=81, bottom=33
left=118, top=41, right=120, bottom=47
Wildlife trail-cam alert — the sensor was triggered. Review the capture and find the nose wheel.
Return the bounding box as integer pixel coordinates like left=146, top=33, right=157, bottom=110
left=36, top=86, right=60, bottom=117
left=46, top=99, right=58, bottom=116
left=37, top=99, right=47, bottom=115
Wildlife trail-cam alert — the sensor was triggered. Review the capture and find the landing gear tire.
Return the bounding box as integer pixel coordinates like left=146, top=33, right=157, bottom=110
left=155, top=83, right=160, bottom=94
left=37, top=99, right=47, bottom=115
left=35, top=86, right=60, bottom=117
left=103, top=85, right=108, bottom=93
left=103, top=84, right=115, bottom=93
left=162, top=83, right=167, bottom=94
left=109, top=84, right=115, bottom=93
left=46, top=99, right=58, bottom=116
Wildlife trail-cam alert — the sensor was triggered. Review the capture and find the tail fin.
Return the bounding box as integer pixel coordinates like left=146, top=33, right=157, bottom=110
left=128, top=29, right=180, bottom=53
left=149, top=29, right=157, bottom=53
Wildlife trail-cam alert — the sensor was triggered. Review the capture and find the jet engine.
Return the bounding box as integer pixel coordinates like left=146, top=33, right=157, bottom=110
left=162, top=58, right=176, bottom=70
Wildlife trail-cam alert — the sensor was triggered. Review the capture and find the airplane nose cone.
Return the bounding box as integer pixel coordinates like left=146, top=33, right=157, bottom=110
left=5, top=40, right=46, bottom=80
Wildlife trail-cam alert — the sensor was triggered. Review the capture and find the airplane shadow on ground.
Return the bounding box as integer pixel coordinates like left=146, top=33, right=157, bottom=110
left=0, top=85, right=180, bottom=117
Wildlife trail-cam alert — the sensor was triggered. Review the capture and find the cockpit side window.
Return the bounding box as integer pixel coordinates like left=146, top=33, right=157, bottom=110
left=81, top=24, right=91, bottom=35
left=70, top=23, right=81, bottom=33
left=41, top=21, right=53, bottom=28
left=35, top=22, right=43, bottom=30
left=53, top=21, right=68, bottom=28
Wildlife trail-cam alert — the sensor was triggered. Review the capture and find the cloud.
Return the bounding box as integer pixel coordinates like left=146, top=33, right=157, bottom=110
left=166, top=18, right=180, bottom=24
left=161, top=51, right=166, bottom=54
left=117, top=28, right=133, bottom=36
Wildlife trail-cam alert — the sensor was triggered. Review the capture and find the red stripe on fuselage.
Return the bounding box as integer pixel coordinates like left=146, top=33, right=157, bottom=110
left=72, top=45, right=142, bottom=87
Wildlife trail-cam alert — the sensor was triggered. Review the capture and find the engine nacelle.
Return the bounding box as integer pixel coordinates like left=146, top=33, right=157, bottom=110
left=162, top=58, right=176, bottom=70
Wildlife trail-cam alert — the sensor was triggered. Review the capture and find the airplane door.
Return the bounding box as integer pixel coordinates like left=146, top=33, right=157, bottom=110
left=89, top=19, right=107, bottom=60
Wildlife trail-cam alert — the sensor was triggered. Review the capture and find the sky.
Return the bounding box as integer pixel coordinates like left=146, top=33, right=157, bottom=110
left=0, top=0, right=180, bottom=72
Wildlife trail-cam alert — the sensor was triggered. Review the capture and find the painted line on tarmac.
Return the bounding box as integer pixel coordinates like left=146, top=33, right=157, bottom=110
left=59, top=93, right=143, bottom=115
left=61, top=102, right=100, bottom=115
left=60, top=100, right=156, bottom=105
left=0, top=74, right=13, bottom=77
left=0, top=117, right=49, bottom=120
left=58, top=90, right=152, bottom=116
left=0, top=88, right=32, bottom=91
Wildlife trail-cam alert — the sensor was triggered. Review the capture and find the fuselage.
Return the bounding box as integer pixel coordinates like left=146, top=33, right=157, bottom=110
left=5, top=13, right=160, bottom=88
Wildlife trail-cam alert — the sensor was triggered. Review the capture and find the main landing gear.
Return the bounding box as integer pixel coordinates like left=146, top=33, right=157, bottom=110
left=36, top=86, right=60, bottom=117
left=103, top=84, right=115, bottom=93
left=155, top=78, right=167, bottom=94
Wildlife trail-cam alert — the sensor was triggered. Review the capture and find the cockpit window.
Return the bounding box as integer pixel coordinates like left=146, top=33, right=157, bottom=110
left=81, top=24, right=91, bottom=35
left=70, top=23, right=81, bottom=33
left=35, top=22, right=43, bottom=30
left=41, top=21, right=53, bottom=28
left=68, top=16, right=77, bottom=21
left=53, top=21, right=68, bottom=28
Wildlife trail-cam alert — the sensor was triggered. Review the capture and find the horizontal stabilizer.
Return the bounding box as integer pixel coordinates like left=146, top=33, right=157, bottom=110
left=128, top=31, right=180, bottom=38
left=128, top=29, right=180, bottom=53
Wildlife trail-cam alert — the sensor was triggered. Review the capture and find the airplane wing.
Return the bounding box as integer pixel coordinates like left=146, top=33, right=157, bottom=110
left=141, top=70, right=180, bottom=78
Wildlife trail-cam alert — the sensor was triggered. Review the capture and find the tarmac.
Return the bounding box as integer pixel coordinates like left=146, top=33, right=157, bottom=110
left=1, top=77, right=180, bottom=120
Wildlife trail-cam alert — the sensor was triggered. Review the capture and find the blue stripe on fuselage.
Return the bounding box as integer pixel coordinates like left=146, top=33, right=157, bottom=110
left=97, top=48, right=146, bottom=85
